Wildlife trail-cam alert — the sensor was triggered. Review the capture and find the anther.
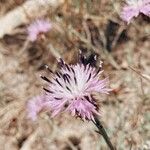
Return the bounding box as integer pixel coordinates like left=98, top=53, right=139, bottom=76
left=40, top=75, right=52, bottom=83
left=43, top=87, right=53, bottom=93
left=55, top=78, right=63, bottom=87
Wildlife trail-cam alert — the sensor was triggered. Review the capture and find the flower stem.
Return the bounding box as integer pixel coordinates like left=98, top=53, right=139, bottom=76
left=92, top=116, right=115, bottom=150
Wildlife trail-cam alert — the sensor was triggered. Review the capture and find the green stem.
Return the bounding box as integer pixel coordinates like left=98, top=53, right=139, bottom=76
left=92, top=116, right=115, bottom=150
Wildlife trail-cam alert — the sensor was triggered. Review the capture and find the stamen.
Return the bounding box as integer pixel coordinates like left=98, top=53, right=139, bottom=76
left=95, top=63, right=103, bottom=75
left=74, top=76, right=77, bottom=84
left=54, top=97, right=62, bottom=100
left=71, top=67, right=75, bottom=74
left=66, top=86, right=72, bottom=92
left=55, top=78, right=63, bottom=87
left=84, top=95, right=96, bottom=106
left=86, top=64, right=90, bottom=71
left=65, top=64, right=71, bottom=71
left=56, top=72, right=61, bottom=78
left=40, top=75, right=52, bottom=83
left=96, top=68, right=101, bottom=75
left=87, top=73, right=91, bottom=82
left=63, top=74, right=70, bottom=83
left=43, top=87, right=53, bottom=93
left=84, top=95, right=90, bottom=101
left=65, top=73, right=71, bottom=79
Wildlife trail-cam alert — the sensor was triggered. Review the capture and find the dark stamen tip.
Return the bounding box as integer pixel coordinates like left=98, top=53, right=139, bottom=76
left=87, top=73, right=91, bottom=82
left=43, top=87, right=53, bottom=93
left=55, top=78, right=63, bottom=87
left=74, top=76, right=77, bottom=84
left=66, top=86, right=72, bottom=92
left=59, top=58, right=64, bottom=63
left=54, top=97, right=62, bottom=100
left=63, top=74, right=70, bottom=83
left=40, top=75, right=52, bottom=83
left=84, top=95, right=90, bottom=101
left=71, top=67, right=75, bottom=74
left=56, top=72, right=61, bottom=78
left=65, top=64, right=71, bottom=71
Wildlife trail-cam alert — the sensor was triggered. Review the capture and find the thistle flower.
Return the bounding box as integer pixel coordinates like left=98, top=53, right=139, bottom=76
left=27, top=18, right=52, bottom=42
left=27, top=53, right=111, bottom=121
left=27, top=95, right=46, bottom=121
left=121, top=0, right=150, bottom=24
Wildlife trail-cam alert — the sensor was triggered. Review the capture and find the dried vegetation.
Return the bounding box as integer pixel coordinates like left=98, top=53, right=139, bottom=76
left=0, top=0, right=149, bottom=149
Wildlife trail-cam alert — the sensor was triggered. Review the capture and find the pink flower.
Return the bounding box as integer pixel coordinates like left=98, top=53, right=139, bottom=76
left=27, top=95, right=47, bottom=120
left=121, top=0, right=150, bottom=24
left=27, top=53, right=111, bottom=121
left=27, top=19, right=52, bottom=42
left=66, top=99, right=99, bottom=121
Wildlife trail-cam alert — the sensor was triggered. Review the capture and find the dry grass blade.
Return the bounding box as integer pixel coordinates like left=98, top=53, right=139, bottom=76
left=0, top=0, right=64, bottom=38
left=129, top=66, right=150, bottom=83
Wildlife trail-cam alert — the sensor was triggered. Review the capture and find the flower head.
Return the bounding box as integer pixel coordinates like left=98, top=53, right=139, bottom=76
left=27, top=53, right=111, bottom=121
left=27, top=18, right=52, bottom=42
left=27, top=95, right=47, bottom=120
left=121, top=0, right=150, bottom=24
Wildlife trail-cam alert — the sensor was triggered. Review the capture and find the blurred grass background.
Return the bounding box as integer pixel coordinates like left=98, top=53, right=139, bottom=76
left=0, top=0, right=149, bottom=149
